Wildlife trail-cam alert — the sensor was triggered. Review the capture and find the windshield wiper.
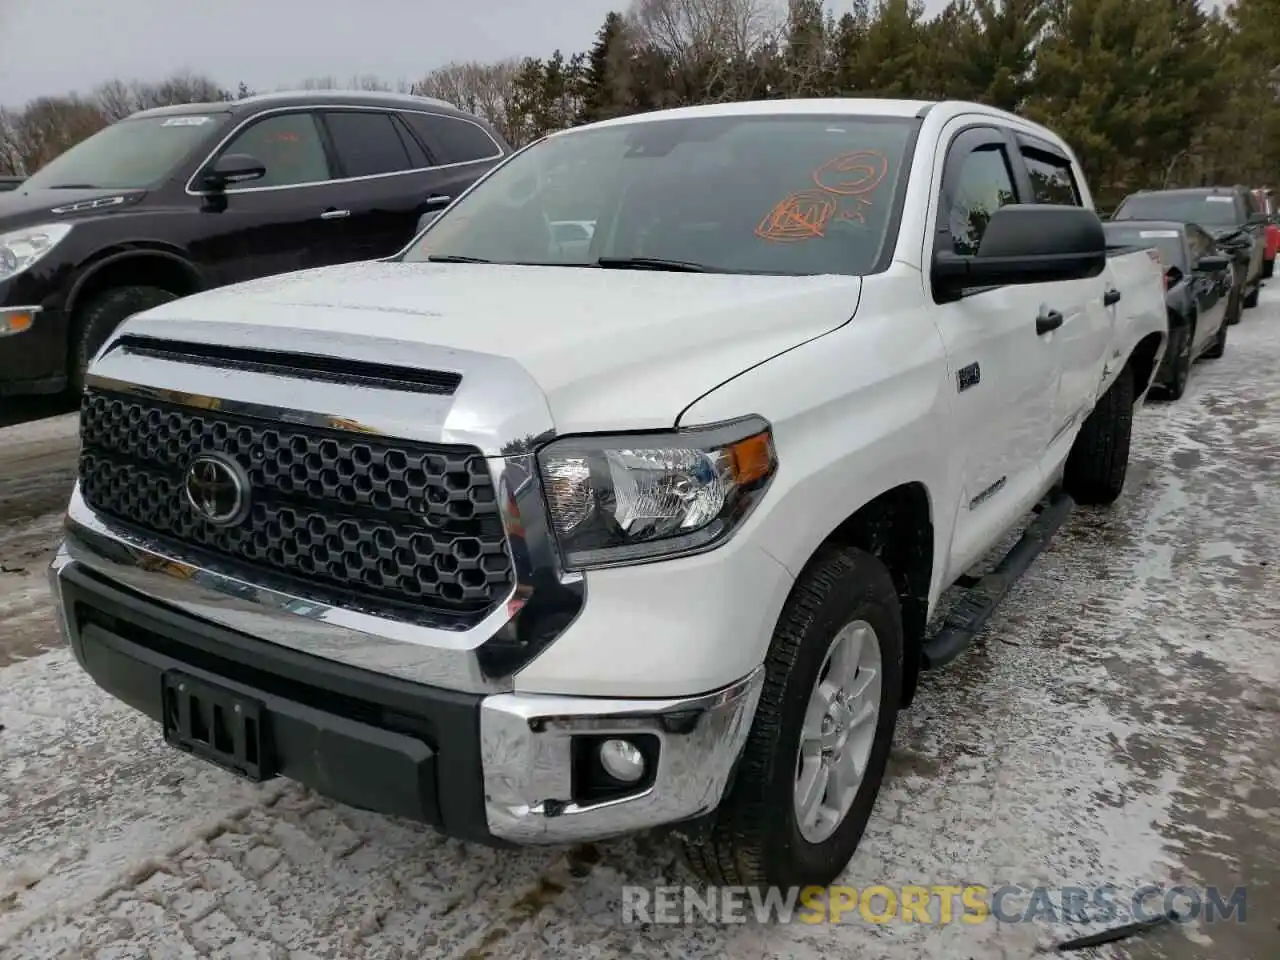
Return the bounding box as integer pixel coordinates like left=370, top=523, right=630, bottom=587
left=594, top=256, right=710, bottom=273
left=47, top=183, right=101, bottom=189
left=426, top=254, right=491, bottom=264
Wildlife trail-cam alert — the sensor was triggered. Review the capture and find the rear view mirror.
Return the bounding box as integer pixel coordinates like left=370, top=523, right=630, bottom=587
left=1195, top=254, right=1230, bottom=272
left=932, top=204, right=1106, bottom=299
left=202, top=153, right=266, bottom=191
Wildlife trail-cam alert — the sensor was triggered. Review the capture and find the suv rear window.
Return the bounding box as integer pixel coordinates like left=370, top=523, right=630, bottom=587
left=402, top=113, right=503, bottom=165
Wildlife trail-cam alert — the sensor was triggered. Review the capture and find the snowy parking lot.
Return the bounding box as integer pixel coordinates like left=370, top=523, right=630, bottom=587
left=1, top=296, right=1278, bottom=960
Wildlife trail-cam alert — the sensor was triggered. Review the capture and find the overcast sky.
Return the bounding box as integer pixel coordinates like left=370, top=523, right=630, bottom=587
left=0, top=0, right=629, bottom=106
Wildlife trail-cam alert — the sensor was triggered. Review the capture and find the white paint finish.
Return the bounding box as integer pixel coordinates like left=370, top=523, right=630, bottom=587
left=514, top=535, right=794, bottom=697
left=134, top=259, right=863, bottom=435
left=4, top=290, right=1280, bottom=957
left=108, top=97, right=1168, bottom=692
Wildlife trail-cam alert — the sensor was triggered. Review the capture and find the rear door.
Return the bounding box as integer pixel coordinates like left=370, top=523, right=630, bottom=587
left=1009, top=133, right=1110, bottom=473
left=929, top=121, right=1060, bottom=580
left=399, top=111, right=506, bottom=215
left=317, top=109, right=441, bottom=261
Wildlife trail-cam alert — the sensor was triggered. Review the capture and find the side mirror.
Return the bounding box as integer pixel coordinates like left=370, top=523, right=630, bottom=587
left=201, top=153, right=266, bottom=192
left=932, top=204, right=1106, bottom=299
left=1195, top=254, right=1230, bottom=272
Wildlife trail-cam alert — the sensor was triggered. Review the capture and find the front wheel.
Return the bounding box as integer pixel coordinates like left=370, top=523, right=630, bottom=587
left=1202, top=316, right=1228, bottom=360
left=1160, top=319, right=1194, bottom=402
left=681, top=546, right=903, bottom=889
left=1243, top=284, right=1260, bottom=309
left=1263, top=257, right=1274, bottom=280
left=70, top=286, right=178, bottom=393
left=1063, top=363, right=1135, bottom=506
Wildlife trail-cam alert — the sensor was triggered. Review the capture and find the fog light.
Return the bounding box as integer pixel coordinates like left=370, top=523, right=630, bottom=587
left=598, top=738, right=645, bottom=783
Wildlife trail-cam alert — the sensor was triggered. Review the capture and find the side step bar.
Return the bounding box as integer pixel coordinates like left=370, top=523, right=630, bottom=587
left=922, top=489, right=1075, bottom=669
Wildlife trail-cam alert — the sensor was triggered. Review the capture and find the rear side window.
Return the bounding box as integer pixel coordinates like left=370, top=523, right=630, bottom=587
left=947, top=143, right=1018, bottom=256
left=1022, top=149, right=1081, bottom=206
left=403, top=113, right=503, bottom=165
left=220, top=113, right=331, bottom=189
left=324, top=111, right=416, bottom=177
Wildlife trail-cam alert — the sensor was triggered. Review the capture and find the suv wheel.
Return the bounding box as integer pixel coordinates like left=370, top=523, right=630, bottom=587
left=70, top=286, right=177, bottom=393
left=681, top=546, right=903, bottom=889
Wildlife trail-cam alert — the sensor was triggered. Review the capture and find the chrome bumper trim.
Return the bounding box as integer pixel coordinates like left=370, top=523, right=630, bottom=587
left=480, top=666, right=765, bottom=843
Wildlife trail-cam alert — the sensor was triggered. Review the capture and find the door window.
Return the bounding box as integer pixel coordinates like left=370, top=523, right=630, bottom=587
left=946, top=142, right=1017, bottom=256
left=324, top=111, right=418, bottom=178
left=402, top=113, right=503, bottom=165
left=219, top=112, right=331, bottom=189
left=1022, top=149, right=1081, bottom=206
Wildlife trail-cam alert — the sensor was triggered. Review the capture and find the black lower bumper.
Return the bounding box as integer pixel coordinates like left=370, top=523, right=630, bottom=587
left=59, top=565, right=496, bottom=844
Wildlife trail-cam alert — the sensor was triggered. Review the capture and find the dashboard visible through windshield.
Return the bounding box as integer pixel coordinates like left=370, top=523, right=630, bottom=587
left=400, top=114, right=920, bottom=277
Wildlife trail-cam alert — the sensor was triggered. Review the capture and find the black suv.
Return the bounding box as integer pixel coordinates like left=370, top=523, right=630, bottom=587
left=0, top=91, right=511, bottom=397
left=1111, top=185, right=1268, bottom=315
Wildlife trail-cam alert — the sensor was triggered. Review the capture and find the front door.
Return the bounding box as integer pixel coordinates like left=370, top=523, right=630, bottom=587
left=928, top=122, right=1062, bottom=581
left=187, top=110, right=342, bottom=286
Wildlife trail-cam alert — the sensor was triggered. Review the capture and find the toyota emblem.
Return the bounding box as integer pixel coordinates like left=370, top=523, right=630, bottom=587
left=183, top=453, right=250, bottom=527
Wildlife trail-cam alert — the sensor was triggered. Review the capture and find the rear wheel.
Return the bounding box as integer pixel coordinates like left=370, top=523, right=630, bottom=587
left=69, top=286, right=177, bottom=393
left=1062, top=364, right=1134, bottom=507
left=1225, top=283, right=1243, bottom=325
left=1263, top=257, right=1274, bottom=280
left=681, top=546, right=903, bottom=889
left=1243, top=284, right=1260, bottom=309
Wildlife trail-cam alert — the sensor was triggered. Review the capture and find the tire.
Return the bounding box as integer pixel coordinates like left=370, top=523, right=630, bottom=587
left=1159, top=319, right=1194, bottom=402
left=69, top=286, right=178, bottom=393
left=1062, top=363, right=1134, bottom=507
left=1243, top=284, right=1259, bottom=309
left=1225, top=284, right=1243, bottom=325
left=1264, top=257, right=1274, bottom=280
left=681, top=545, right=903, bottom=889
left=1202, top=316, right=1227, bottom=359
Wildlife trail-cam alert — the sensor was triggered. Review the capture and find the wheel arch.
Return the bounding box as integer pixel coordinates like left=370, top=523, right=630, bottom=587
left=1126, top=330, right=1166, bottom=398
left=789, top=481, right=935, bottom=708
left=67, top=248, right=204, bottom=320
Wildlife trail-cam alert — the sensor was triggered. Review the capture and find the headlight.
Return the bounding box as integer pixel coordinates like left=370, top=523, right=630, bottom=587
left=537, top=416, right=778, bottom=570
left=0, top=223, right=73, bottom=281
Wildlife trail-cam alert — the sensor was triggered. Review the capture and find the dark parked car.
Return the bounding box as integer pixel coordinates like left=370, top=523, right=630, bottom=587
left=0, top=176, right=24, bottom=192
left=1103, top=219, right=1230, bottom=400
left=0, top=90, right=511, bottom=397
left=1111, top=185, right=1268, bottom=314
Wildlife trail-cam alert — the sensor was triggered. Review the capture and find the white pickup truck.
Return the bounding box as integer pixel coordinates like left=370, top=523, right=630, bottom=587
left=49, top=98, right=1166, bottom=890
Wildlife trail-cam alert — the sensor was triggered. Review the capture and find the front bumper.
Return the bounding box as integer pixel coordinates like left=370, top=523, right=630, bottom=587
left=50, top=543, right=764, bottom=844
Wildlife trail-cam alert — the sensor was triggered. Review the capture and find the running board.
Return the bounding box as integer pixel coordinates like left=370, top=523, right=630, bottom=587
left=922, top=489, right=1075, bottom=669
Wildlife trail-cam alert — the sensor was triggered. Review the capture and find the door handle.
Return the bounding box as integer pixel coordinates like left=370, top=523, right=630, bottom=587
left=424, top=194, right=452, bottom=207
left=320, top=208, right=350, bottom=220
left=1103, top=288, right=1121, bottom=307
left=1036, top=309, right=1064, bottom=335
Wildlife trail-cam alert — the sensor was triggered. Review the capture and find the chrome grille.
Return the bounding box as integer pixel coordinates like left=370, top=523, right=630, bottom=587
left=77, top=387, right=514, bottom=616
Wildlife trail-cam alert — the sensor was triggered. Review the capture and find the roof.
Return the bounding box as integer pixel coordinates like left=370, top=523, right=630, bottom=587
left=128, top=89, right=458, bottom=121
left=1127, top=185, right=1243, bottom=197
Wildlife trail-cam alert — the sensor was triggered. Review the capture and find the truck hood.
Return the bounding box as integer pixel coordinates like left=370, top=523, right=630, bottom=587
left=0, top=186, right=147, bottom=231
left=132, top=259, right=863, bottom=433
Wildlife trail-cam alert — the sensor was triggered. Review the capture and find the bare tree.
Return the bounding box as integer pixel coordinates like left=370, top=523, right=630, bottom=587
left=296, top=74, right=396, bottom=92
left=630, top=0, right=785, bottom=98
left=0, top=107, right=26, bottom=175
left=9, top=96, right=108, bottom=173
left=95, top=72, right=230, bottom=122
left=410, top=59, right=523, bottom=136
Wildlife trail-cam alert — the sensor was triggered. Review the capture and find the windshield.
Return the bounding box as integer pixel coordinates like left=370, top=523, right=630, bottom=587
left=1102, top=224, right=1186, bottom=269
left=1113, top=193, right=1241, bottom=228
left=22, top=113, right=230, bottom=191
left=400, top=114, right=918, bottom=276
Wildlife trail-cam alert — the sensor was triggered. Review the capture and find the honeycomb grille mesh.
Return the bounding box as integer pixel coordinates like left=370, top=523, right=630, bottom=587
left=77, top=388, right=515, bottom=616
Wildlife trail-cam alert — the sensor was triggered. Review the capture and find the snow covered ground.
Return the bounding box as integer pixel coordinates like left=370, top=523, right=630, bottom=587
left=1, top=295, right=1277, bottom=960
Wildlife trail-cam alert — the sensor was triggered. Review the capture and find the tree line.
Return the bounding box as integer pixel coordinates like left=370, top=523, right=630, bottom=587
left=2, top=0, right=1277, bottom=207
